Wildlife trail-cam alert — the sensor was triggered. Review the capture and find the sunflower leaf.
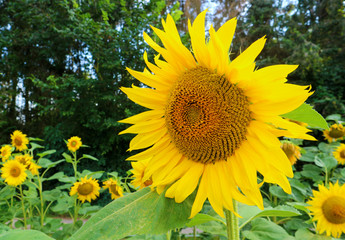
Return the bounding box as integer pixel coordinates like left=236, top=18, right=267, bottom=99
left=70, top=187, right=196, bottom=240
left=0, top=229, right=54, bottom=240
left=242, top=218, right=294, bottom=240
left=185, top=213, right=226, bottom=227
left=280, top=103, right=328, bottom=129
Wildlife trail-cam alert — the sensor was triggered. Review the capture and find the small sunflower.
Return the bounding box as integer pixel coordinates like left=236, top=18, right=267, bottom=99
left=130, top=159, right=153, bottom=189
left=1, top=160, right=27, bottom=186
left=27, top=161, right=41, bottom=175
left=120, top=11, right=314, bottom=218
left=70, top=176, right=100, bottom=203
left=11, top=130, right=29, bottom=152
left=333, top=144, right=345, bottom=165
left=307, top=182, right=345, bottom=238
left=14, top=154, right=32, bottom=167
left=67, top=136, right=82, bottom=152
left=280, top=141, right=301, bottom=165
left=1, top=145, right=12, bottom=162
left=323, top=124, right=345, bottom=143
left=103, top=178, right=124, bottom=200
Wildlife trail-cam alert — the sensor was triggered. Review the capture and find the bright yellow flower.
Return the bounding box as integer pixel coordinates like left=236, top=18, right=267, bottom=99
left=67, top=136, right=82, bottom=152
left=27, top=161, right=41, bottom=175
left=14, top=154, right=32, bottom=167
left=1, top=145, right=12, bottom=162
left=308, top=182, right=345, bottom=238
left=120, top=11, right=314, bottom=218
left=11, top=130, right=29, bottom=152
left=103, top=178, right=124, bottom=200
left=323, top=124, right=345, bottom=143
left=130, top=159, right=153, bottom=189
left=1, top=160, right=27, bottom=186
left=70, top=176, right=100, bottom=203
left=333, top=144, right=345, bottom=165
left=280, top=141, right=301, bottom=165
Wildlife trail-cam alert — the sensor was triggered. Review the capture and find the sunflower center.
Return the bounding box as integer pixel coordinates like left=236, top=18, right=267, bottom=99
left=71, top=141, right=77, bottom=147
left=340, top=150, right=345, bottom=159
left=329, top=128, right=345, bottom=138
left=78, top=183, right=93, bottom=196
left=14, top=138, right=22, bottom=146
left=322, top=196, right=345, bottom=224
left=10, top=166, right=21, bottom=177
left=110, top=184, right=120, bottom=196
left=165, top=67, right=252, bottom=164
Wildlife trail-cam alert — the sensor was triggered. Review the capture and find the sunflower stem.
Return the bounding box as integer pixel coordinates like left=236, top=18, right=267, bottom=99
left=225, top=200, right=240, bottom=240
left=19, top=185, right=27, bottom=229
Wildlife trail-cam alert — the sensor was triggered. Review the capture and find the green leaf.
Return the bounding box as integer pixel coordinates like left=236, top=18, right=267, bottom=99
left=254, top=205, right=301, bottom=218
left=0, top=229, right=54, bottom=240
left=242, top=218, right=294, bottom=240
left=185, top=213, right=226, bottom=227
left=295, top=228, right=332, bottom=240
left=37, top=149, right=56, bottom=158
left=239, top=204, right=300, bottom=229
left=38, top=158, right=64, bottom=168
left=80, top=154, right=98, bottom=161
left=281, top=103, right=328, bottom=129
left=314, top=154, right=338, bottom=172
left=62, top=152, right=73, bottom=163
left=325, top=114, right=342, bottom=121
left=29, top=142, right=44, bottom=151
left=70, top=187, right=196, bottom=240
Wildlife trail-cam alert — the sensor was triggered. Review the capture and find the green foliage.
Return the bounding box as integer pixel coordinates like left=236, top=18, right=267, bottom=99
left=71, top=188, right=196, bottom=240
left=0, top=229, right=54, bottom=240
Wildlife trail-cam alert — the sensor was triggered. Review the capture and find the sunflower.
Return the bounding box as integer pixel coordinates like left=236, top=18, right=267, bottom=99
left=67, top=136, right=82, bottom=152
left=11, top=130, right=29, bottom=152
left=120, top=11, right=314, bottom=218
left=129, top=159, right=152, bottom=189
left=27, top=161, right=41, bottom=175
left=14, top=154, right=32, bottom=167
left=280, top=141, right=301, bottom=165
left=323, top=124, right=345, bottom=143
left=1, top=160, right=27, bottom=186
left=103, top=178, right=124, bottom=200
left=70, top=176, right=100, bottom=203
left=307, top=182, right=345, bottom=238
left=333, top=144, right=345, bottom=165
left=1, top=145, right=12, bottom=162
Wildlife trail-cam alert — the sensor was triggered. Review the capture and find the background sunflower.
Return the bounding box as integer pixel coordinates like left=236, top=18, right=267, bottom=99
left=11, top=130, right=29, bottom=152
left=1, top=160, right=27, bottom=186
left=70, top=176, right=100, bottom=203
left=308, top=182, right=345, bottom=238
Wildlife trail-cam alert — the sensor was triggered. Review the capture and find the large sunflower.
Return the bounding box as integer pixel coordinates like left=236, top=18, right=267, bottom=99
left=11, top=130, right=29, bottom=152
left=1, top=160, right=27, bottom=186
left=333, top=144, right=345, bottom=165
left=307, top=182, right=345, bottom=238
left=323, top=124, right=345, bottom=143
left=120, top=11, right=314, bottom=218
left=1, top=145, right=12, bottom=162
left=70, top=176, right=100, bottom=203
left=103, top=178, right=124, bottom=200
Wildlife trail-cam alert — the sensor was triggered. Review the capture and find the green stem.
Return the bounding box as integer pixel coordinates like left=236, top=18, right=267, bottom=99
left=225, top=200, right=240, bottom=240
left=19, top=185, right=27, bottom=229
left=37, top=176, right=45, bottom=227
left=325, top=168, right=329, bottom=187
